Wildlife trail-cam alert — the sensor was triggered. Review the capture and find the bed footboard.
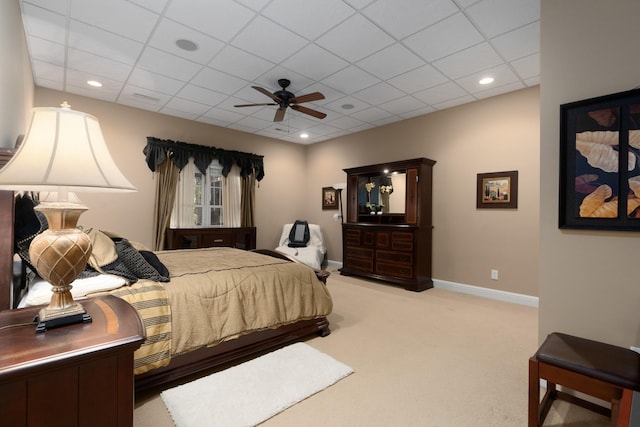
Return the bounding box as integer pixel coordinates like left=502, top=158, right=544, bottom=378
left=134, top=316, right=330, bottom=394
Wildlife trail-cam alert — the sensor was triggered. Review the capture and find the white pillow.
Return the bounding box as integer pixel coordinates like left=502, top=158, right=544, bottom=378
left=25, top=274, right=126, bottom=306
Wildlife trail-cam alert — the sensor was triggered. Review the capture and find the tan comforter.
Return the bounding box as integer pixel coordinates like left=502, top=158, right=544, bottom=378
left=114, top=247, right=333, bottom=374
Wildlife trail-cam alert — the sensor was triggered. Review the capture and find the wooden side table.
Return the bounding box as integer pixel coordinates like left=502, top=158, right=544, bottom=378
left=0, top=295, right=145, bottom=427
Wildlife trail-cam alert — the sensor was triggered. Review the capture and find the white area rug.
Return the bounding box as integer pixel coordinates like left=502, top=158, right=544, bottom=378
left=160, top=342, right=354, bottom=427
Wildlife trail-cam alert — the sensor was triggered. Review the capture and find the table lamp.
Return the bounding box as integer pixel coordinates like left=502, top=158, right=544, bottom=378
left=0, top=102, right=136, bottom=332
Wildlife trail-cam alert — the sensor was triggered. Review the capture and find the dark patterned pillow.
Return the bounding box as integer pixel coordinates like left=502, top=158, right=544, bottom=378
left=139, top=250, right=170, bottom=278
left=114, top=239, right=170, bottom=282
left=14, top=194, right=48, bottom=273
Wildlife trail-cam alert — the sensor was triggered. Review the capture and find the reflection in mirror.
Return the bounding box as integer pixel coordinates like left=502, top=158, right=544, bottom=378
left=357, top=173, right=406, bottom=214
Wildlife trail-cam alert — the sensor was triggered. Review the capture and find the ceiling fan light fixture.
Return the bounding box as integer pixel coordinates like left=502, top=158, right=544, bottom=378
left=234, top=79, right=326, bottom=122
left=176, top=38, right=198, bottom=52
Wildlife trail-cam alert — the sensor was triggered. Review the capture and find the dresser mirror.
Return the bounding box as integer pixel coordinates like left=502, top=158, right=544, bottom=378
left=356, top=172, right=406, bottom=215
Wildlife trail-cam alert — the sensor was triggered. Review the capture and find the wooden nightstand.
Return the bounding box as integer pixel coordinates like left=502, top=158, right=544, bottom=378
left=0, top=295, right=145, bottom=427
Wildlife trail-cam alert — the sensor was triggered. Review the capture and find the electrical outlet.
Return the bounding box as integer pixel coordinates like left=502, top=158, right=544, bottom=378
left=491, top=269, right=499, bottom=280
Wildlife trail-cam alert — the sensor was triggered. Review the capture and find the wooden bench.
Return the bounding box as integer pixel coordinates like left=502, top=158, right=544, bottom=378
left=529, top=332, right=640, bottom=426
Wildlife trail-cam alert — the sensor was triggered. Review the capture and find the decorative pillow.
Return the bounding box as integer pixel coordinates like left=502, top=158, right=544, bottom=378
left=14, top=194, right=48, bottom=273
left=114, top=238, right=170, bottom=282
left=85, top=228, right=119, bottom=271
left=24, top=274, right=126, bottom=306
left=140, top=250, right=170, bottom=278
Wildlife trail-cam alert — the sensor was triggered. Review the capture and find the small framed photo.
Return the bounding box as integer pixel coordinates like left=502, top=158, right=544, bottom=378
left=322, top=186, right=338, bottom=210
left=477, top=171, right=518, bottom=209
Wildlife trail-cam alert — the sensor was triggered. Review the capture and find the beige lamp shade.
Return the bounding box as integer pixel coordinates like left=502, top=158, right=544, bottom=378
left=0, top=102, right=136, bottom=193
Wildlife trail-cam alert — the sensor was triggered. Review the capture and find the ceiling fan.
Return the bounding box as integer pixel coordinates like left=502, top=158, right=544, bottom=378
left=234, top=79, right=327, bottom=122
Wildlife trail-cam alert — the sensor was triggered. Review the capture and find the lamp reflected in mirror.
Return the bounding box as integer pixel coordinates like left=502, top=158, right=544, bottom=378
left=333, top=182, right=346, bottom=223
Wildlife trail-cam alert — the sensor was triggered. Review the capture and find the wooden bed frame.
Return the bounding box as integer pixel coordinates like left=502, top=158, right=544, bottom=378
left=0, top=191, right=331, bottom=394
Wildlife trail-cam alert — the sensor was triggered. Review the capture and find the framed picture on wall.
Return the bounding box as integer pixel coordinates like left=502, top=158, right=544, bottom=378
left=559, top=88, right=640, bottom=230
left=476, top=171, right=518, bottom=209
left=322, top=186, right=338, bottom=210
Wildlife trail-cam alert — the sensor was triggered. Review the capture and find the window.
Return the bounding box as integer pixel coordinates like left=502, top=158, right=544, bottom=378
left=171, top=160, right=241, bottom=229
left=194, top=163, right=223, bottom=227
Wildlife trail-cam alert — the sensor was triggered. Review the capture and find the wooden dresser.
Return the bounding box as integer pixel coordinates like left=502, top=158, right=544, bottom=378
left=165, top=227, right=256, bottom=250
left=341, top=158, right=435, bottom=291
left=0, top=295, right=145, bottom=427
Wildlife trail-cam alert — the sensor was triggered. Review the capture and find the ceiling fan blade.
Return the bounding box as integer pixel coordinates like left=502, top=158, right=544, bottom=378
left=252, top=86, right=281, bottom=103
left=290, top=92, right=325, bottom=104
left=274, top=108, right=286, bottom=122
left=234, top=103, right=277, bottom=107
left=290, top=104, right=327, bottom=119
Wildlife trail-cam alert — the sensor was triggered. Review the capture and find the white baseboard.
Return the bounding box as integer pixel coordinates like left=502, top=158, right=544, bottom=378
left=433, top=279, right=539, bottom=307
left=326, top=259, right=342, bottom=270
left=326, top=260, right=538, bottom=308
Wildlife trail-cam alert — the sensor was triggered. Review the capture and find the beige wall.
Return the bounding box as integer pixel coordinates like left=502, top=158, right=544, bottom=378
left=540, top=0, right=640, bottom=347
left=307, top=87, right=540, bottom=297
left=0, top=0, right=32, bottom=148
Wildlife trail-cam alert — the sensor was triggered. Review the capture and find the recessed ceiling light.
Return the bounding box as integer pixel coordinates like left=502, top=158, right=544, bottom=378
left=300, top=133, right=309, bottom=139
left=341, top=104, right=354, bottom=110
left=87, top=80, right=102, bottom=87
left=176, top=39, right=198, bottom=51
left=479, top=77, right=494, bottom=85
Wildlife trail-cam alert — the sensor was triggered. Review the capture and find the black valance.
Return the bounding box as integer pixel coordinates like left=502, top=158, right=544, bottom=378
left=143, top=137, right=264, bottom=181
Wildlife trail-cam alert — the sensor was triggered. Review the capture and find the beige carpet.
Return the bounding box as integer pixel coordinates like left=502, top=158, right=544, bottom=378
left=134, top=272, right=609, bottom=427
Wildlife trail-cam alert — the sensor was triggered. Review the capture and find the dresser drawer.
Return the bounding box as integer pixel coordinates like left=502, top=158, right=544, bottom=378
left=376, top=249, right=413, bottom=265
left=375, top=261, right=414, bottom=279
left=345, top=246, right=374, bottom=272
left=201, top=231, right=233, bottom=247
left=390, top=231, right=413, bottom=251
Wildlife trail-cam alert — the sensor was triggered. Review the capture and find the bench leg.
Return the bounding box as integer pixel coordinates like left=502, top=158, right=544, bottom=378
left=529, top=357, right=541, bottom=426
left=615, top=388, right=633, bottom=427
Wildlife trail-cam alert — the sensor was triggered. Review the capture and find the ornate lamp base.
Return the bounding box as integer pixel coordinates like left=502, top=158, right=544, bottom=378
left=30, top=201, right=94, bottom=333
left=35, top=302, right=92, bottom=333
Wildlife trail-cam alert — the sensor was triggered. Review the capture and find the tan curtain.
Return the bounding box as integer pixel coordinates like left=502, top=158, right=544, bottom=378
left=240, top=173, right=256, bottom=227
left=152, top=157, right=179, bottom=250
left=170, top=158, right=196, bottom=228
left=222, top=164, right=242, bottom=227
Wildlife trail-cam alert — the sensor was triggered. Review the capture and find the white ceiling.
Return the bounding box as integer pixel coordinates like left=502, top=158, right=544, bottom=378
left=19, top=0, right=539, bottom=144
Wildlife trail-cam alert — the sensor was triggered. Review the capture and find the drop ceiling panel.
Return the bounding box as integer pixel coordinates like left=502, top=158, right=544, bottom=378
left=316, top=14, right=395, bottom=63
left=363, top=0, right=459, bottom=39
left=231, top=16, right=308, bottom=64
left=262, top=0, right=355, bottom=40
left=69, top=0, right=158, bottom=43
left=356, top=44, right=425, bottom=81
left=403, top=12, right=484, bottom=62
left=466, top=0, right=540, bottom=38
left=148, top=19, right=225, bottom=65
left=68, top=21, right=143, bottom=65
left=164, top=0, right=255, bottom=42
left=432, top=42, right=504, bottom=80
left=491, top=21, right=539, bottom=62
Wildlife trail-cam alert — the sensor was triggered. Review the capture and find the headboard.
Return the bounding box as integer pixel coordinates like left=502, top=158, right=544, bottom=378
left=0, top=190, right=14, bottom=310
left=0, top=149, right=16, bottom=310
